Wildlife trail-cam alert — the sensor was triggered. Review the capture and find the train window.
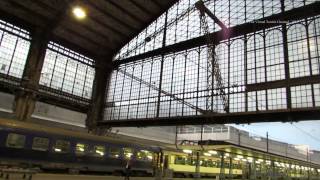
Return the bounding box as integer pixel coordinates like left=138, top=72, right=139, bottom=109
left=75, top=143, right=88, bottom=155
left=53, top=140, right=70, bottom=153
left=225, top=162, right=230, bottom=168
left=109, top=147, right=121, bottom=158
left=186, top=157, right=195, bottom=166
left=207, top=159, right=214, bottom=167
left=137, top=150, right=153, bottom=161
left=123, top=148, right=133, bottom=159
left=232, top=163, right=238, bottom=169
left=32, top=137, right=49, bottom=151
left=6, top=133, right=26, bottom=149
left=216, top=161, right=222, bottom=168
left=93, top=145, right=105, bottom=157
left=201, top=159, right=210, bottom=167
left=174, top=156, right=186, bottom=165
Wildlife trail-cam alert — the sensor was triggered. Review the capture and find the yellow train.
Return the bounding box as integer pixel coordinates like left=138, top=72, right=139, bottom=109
left=160, top=146, right=320, bottom=179
left=162, top=150, right=243, bottom=178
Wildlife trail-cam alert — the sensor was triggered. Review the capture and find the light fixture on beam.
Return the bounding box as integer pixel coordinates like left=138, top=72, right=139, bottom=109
left=72, top=6, right=87, bottom=20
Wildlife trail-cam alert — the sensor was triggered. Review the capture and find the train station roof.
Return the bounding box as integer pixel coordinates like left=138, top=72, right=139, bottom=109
left=0, top=0, right=178, bottom=59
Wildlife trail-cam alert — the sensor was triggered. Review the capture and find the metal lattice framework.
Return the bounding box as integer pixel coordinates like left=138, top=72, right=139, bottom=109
left=101, top=0, right=320, bottom=127
left=196, top=0, right=229, bottom=113
left=0, top=20, right=95, bottom=112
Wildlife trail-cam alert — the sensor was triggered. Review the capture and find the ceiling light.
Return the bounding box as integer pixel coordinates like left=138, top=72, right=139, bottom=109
left=266, top=160, right=271, bottom=165
left=183, top=149, right=192, bottom=154
left=236, top=155, right=243, bottom=159
left=208, top=150, right=218, bottom=155
left=73, top=6, right=86, bottom=20
left=257, top=159, right=264, bottom=162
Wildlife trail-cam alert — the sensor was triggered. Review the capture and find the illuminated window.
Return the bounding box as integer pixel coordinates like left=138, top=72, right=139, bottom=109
left=93, top=145, right=105, bottom=157
left=123, top=147, right=133, bottom=159
left=75, top=143, right=88, bottom=155
left=137, top=150, right=153, bottom=161
left=6, top=133, right=26, bottom=149
left=53, top=140, right=70, bottom=153
left=32, top=137, right=49, bottom=151
left=109, top=147, right=120, bottom=158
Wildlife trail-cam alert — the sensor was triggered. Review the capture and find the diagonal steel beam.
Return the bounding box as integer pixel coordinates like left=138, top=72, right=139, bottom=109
left=117, top=69, right=206, bottom=114
left=113, top=1, right=320, bottom=67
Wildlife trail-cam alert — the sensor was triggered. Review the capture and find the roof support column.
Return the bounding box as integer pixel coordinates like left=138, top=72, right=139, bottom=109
left=86, top=60, right=112, bottom=132
left=13, top=29, right=48, bottom=121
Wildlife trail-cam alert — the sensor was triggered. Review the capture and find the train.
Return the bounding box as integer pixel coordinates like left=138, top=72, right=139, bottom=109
left=0, top=118, right=159, bottom=176
left=162, top=149, right=243, bottom=178
left=162, top=148, right=320, bottom=179
left=0, top=118, right=320, bottom=179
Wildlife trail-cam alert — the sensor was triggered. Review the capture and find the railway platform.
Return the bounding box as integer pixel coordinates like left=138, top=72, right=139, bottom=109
left=0, top=173, right=220, bottom=180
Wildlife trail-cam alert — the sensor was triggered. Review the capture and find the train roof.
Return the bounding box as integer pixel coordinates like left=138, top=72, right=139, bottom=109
left=177, top=140, right=320, bottom=168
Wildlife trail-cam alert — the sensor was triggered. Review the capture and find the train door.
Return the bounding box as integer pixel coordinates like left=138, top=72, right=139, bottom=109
left=153, top=151, right=164, bottom=179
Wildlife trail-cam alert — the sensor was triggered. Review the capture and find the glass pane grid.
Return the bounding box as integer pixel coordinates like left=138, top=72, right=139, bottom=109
left=105, top=8, right=319, bottom=121
left=0, top=19, right=31, bottom=85
left=115, top=0, right=318, bottom=62
left=40, top=42, right=95, bottom=101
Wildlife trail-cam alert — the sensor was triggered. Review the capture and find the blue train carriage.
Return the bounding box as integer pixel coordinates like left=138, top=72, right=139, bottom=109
left=0, top=118, right=160, bottom=176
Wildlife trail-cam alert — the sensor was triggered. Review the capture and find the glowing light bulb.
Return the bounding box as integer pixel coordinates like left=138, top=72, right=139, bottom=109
left=73, top=6, right=86, bottom=20
left=183, top=149, right=192, bottom=154
left=147, top=155, right=153, bottom=160
left=208, top=150, right=218, bottom=155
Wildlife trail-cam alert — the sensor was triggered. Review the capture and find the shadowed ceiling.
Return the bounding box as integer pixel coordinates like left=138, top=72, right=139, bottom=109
left=0, top=0, right=177, bottom=60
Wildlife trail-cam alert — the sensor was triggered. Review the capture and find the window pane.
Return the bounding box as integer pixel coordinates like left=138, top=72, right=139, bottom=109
left=174, top=156, right=186, bottom=165
left=75, top=143, right=88, bottom=155
left=123, top=147, right=133, bottom=159
left=32, top=137, right=49, bottom=151
left=93, top=145, right=105, bottom=157
left=40, top=42, right=95, bottom=99
left=0, top=20, right=30, bottom=79
left=53, top=140, right=70, bottom=153
left=137, top=150, right=153, bottom=161
left=186, top=157, right=195, bottom=166
left=109, top=147, right=120, bottom=158
left=6, top=133, right=26, bottom=149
